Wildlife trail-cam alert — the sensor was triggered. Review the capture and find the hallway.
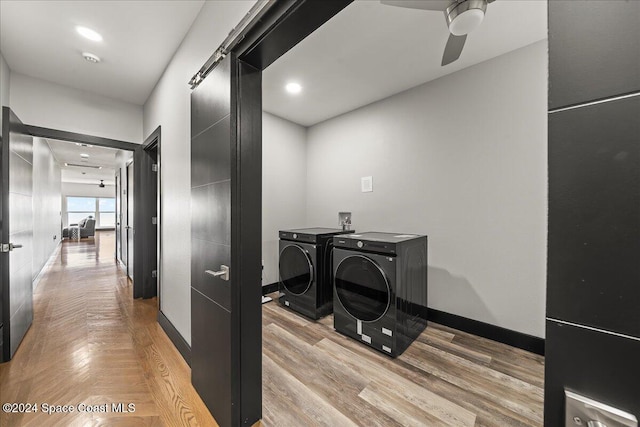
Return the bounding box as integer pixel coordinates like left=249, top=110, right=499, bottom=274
left=0, top=232, right=216, bottom=427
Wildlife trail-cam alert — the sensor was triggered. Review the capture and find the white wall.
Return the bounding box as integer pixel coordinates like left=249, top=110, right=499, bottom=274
left=262, top=112, right=308, bottom=286
left=305, top=41, right=548, bottom=338
left=32, top=137, right=62, bottom=284
left=10, top=73, right=143, bottom=142
left=61, top=182, right=116, bottom=228
left=143, top=0, right=255, bottom=344
left=0, top=51, right=9, bottom=129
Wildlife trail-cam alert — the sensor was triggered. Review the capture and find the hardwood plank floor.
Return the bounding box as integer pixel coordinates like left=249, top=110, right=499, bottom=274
left=1, top=230, right=544, bottom=426
left=262, top=299, right=545, bottom=427
left=0, top=231, right=217, bottom=427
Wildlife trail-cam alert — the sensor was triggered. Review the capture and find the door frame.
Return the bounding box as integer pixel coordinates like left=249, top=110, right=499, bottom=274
left=187, top=1, right=353, bottom=424
left=126, top=160, right=134, bottom=281
left=135, top=127, right=160, bottom=299
left=25, top=124, right=161, bottom=300
left=114, top=168, right=121, bottom=262
left=1, top=107, right=35, bottom=362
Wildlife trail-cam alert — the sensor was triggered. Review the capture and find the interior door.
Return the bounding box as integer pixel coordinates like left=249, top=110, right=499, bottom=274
left=120, top=166, right=128, bottom=268
left=190, top=54, right=262, bottom=427
left=115, top=170, right=121, bottom=261
left=126, top=162, right=134, bottom=281
left=1, top=107, right=34, bottom=362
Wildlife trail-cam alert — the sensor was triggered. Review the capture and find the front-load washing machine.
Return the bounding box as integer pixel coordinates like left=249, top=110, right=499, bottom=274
left=332, top=232, right=428, bottom=357
left=279, top=228, right=354, bottom=319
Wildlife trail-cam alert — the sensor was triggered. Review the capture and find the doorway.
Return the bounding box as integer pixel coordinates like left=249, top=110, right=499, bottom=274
left=17, top=124, right=161, bottom=298
left=126, top=160, right=134, bottom=281
left=115, top=169, right=122, bottom=263
left=188, top=1, right=638, bottom=426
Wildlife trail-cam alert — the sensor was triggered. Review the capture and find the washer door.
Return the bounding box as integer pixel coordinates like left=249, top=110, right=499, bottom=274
left=279, top=244, right=314, bottom=295
left=335, top=255, right=390, bottom=322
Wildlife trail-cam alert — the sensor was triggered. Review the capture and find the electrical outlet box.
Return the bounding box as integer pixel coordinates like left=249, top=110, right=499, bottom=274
left=361, top=176, right=373, bottom=192
left=565, top=389, right=637, bottom=427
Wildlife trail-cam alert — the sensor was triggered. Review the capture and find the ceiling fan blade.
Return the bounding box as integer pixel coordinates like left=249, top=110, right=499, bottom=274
left=441, top=33, right=467, bottom=66
left=380, top=0, right=453, bottom=12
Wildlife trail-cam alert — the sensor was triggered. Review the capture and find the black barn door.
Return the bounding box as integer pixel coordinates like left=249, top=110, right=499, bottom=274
left=1, top=107, right=34, bottom=362
left=190, top=54, right=262, bottom=426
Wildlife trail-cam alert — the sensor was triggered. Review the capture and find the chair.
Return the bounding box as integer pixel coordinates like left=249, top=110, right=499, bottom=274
left=80, top=218, right=96, bottom=238
left=63, top=217, right=96, bottom=239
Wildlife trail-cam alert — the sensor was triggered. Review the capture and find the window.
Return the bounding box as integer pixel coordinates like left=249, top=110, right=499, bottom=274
left=98, top=198, right=116, bottom=227
left=67, top=197, right=96, bottom=225
left=66, top=196, right=116, bottom=228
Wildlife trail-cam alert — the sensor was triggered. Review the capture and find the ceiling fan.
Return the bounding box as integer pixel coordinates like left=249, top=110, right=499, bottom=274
left=381, top=0, right=495, bottom=66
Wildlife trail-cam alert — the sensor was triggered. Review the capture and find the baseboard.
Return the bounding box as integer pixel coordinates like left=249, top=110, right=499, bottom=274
left=260, top=283, right=543, bottom=354
left=262, top=282, right=279, bottom=295
left=157, top=310, right=191, bottom=365
left=428, top=308, right=545, bottom=356
left=32, top=240, right=63, bottom=290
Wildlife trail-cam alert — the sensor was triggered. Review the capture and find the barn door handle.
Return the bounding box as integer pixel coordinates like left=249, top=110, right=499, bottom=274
left=205, top=265, right=230, bottom=281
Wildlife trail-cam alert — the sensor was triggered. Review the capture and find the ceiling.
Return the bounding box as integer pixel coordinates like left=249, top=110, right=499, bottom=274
left=0, top=0, right=204, bottom=105
left=263, top=0, right=547, bottom=126
left=46, top=138, right=124, bottom=185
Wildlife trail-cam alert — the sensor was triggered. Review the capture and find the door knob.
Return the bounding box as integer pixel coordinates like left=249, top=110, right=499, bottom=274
left=205, top=265, right=230, bottom=281
left=1, top=243, right=23, bottom=253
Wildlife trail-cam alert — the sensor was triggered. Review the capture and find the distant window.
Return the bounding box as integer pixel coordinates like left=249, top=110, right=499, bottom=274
left=66, top=197, right=95, bottom=225
left=98, top=197, right=116, bottom=227
left=66, top=196, right=116, bottom=228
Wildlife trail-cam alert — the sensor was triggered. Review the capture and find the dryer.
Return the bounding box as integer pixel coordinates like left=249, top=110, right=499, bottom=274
left=332, top=232, right=428, bottom=357
left=279, top=228, right=354, bottom=319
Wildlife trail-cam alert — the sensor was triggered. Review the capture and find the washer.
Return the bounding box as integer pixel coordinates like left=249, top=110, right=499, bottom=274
left=332, top=232, right=428, bottom=357
left=279, top=228, right=354, bottom=319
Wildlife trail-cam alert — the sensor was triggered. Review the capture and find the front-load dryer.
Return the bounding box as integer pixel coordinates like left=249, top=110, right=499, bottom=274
left=332, top=232, right=428, bottom=357
left=279, top=228, right=354, bottom=319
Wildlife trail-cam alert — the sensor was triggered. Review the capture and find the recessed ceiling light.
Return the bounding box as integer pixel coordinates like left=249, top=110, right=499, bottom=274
left=285, top=82, right=302, bottom=94
left=80, top=153, right=90, bottom=158
left=82, top=52, right=101, bottom=63
left=76, top=26, right=102, bottom=42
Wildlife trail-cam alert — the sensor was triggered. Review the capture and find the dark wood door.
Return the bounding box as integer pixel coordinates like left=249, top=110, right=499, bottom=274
left=1, top=107, right=34, bottom=362
left=190, top=54, right=262, bottom=426
left=126, top=162, right=134, bottom=281
left=121, top=166, right=128, bottom=268
left=115, top=170, right=122, bottom=261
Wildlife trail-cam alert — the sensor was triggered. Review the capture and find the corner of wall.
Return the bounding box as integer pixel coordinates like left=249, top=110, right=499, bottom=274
left=0, top=50, right=11, bottom=129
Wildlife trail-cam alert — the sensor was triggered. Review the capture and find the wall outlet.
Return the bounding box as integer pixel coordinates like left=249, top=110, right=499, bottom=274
left=361, top=176, right=373, bottom=193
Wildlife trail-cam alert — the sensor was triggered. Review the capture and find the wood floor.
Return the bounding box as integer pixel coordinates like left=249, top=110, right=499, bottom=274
left=0, top=231, right=217, bottom=427
left=262, top=302, right=545, bottom=427
left=1, top=231, right=544, bottom=427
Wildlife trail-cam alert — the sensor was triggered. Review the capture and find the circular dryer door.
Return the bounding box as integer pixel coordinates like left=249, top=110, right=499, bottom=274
left=335, top=255, right=390, bottom=322
left=279, top=245, right=313, bottom=295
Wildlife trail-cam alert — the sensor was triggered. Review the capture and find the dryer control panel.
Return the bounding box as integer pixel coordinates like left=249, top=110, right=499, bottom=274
left=333, top=235, right=397, bottom=255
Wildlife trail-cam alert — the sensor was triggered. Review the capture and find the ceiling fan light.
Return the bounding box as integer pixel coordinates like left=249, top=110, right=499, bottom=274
left=446, top=0, right=487, bottom=36
left=449, top=9, right=484, bottom=35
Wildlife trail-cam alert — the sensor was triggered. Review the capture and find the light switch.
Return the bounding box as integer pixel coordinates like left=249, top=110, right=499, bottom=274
left=361, top=176, right=373, bottom=192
